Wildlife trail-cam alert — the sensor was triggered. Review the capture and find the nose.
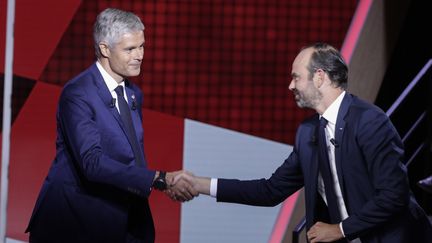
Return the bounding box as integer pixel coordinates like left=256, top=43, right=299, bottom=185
left=288, top=79, right=295, bottom=91
left=134, top=48, right=144, bottom=60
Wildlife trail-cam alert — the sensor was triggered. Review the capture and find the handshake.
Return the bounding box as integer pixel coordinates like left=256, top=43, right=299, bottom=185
left=162, top=171, right=211, bottom=202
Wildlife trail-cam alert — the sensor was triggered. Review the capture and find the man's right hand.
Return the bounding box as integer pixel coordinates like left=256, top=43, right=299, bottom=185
left=164, top=170, right=199, bottom=202
left=172, top=172, right=211, bottom=197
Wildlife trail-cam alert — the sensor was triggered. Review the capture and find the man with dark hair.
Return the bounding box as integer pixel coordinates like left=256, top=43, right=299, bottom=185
left=26, top=8, right=196, bottom=243
left=174, top=43, right=432, bottom=242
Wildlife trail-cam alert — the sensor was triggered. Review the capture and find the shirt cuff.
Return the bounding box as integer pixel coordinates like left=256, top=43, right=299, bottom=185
left=210, top=178, right=218, bottom=197
left=339, top=222, right=346, bottom=237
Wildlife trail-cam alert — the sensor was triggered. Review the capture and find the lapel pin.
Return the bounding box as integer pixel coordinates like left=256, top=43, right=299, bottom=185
left=131, top=94, right=137, bottom=110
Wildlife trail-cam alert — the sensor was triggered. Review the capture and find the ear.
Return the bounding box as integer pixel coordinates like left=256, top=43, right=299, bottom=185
left=314, top=69, right=326, bottom=88
left=99, top=42, right=110, bottom=58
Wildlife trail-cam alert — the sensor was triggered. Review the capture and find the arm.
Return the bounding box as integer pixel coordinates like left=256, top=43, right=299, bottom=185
left=60, top=84, right=196, bottom=199
left=174, top=150, right=304, bottom=206
left=216, top=149, right=304, bottom=206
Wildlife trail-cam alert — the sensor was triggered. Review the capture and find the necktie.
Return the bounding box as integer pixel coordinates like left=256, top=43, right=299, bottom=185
left=318, top=117, right=341, bottom=223
left=115, top=85, right=145, bottom=167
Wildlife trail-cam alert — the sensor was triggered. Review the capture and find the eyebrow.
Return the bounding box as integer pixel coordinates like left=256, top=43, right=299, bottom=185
left=124, top=42, right=144, bottom=50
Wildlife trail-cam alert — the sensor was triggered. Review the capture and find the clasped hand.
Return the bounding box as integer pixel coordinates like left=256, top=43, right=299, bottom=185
left=164, top=171, right=198, bottom=202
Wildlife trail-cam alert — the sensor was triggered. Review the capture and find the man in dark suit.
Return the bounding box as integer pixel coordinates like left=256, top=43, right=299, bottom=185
left=174, top=43, right=432, bottom=242
left=26, top=8, right=196, bottom=243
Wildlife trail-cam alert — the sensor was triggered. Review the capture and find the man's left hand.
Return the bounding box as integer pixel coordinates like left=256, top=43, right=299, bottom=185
left=307, top=221, right=343, bottom=243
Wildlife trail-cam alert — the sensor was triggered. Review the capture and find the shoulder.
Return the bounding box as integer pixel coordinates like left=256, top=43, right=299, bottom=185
left=344, top=95, right=399, bottom=139
left=61, top=65, right=99, bottom=99
left=346, top=94, right=388, bottom=122
left=296, top=114, right=319, bottom=142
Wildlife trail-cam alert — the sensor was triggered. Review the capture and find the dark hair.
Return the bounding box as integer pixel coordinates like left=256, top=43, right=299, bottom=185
left=305, top=42, right=348, bottom=89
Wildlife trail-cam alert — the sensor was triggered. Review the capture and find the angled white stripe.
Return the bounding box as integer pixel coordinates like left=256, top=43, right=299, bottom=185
left=181, top=119, right=292, bottom=243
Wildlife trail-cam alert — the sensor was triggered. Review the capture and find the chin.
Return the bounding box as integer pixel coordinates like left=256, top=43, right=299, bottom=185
left=296, top=101, right=307, bottom=108
left=127, top=70, right=141, bottom=77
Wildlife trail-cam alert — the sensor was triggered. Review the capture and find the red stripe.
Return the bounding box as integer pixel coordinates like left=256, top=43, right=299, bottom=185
left=144, top=109, right=184, bottom=243
left=268, top=191, right=300, bottom=243
left=341, top=0, right=373, bottom=63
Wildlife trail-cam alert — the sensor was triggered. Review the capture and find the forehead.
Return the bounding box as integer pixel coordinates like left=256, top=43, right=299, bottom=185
left=292, top=48, right=312, bottom=70
left=292, top=48, right=313, bottom=75
left=116, top=31, right=145, bottom=45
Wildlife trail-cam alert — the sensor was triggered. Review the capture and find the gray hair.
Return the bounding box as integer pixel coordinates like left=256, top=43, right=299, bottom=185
left=93, top=8, right=144, bottom=58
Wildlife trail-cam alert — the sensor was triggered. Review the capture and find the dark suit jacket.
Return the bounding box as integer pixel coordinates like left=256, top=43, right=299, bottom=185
left=26, top=64, right=156, bottom=243
left=217, top=93, right=432, bottom=243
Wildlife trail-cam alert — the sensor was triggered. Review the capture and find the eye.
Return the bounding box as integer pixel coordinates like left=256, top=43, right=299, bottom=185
left=124, top=46, right=137, bottom=53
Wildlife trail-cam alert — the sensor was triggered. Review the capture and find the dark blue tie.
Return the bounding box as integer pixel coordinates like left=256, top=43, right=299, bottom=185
left=115, top=85, right=145, bottom=167
left=318, top=117, right=341, bottom=223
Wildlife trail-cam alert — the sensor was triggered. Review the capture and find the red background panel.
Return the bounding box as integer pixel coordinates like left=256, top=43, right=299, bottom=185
left=0, top=0, right=7, bottom=73
left=5, top=82, right=59, bottom=241
left=0, top=0, right=81, bottom=79
left=144, top=109, right=184, bottom=243
left=0, top=0, right=5, bottom=62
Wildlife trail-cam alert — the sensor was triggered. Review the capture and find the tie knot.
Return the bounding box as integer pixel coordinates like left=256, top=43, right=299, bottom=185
left=320, top=117, right=328, bottom=127
left=115, top=85, right=124, bottom=97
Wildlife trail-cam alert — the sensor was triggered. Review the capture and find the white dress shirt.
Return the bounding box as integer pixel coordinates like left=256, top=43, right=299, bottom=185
left=96, top=61, right=128, bottom=112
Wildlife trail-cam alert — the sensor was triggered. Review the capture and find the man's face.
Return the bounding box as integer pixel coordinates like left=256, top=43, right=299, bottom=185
left=288, top=48, right=322, bottom=109
left=103, top=31, right=145, bottom=82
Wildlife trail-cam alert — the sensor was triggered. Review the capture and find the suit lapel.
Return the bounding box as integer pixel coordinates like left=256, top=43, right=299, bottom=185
left=334, top=93, right=353, bottom=197
left=91, top=64, right=125, bottom=130
left=124, top=82, right=141, bottom=134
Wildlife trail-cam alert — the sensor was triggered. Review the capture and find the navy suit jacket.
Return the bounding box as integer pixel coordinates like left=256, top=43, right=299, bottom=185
left=26, top=64, right=156, bottom=242
left=217, top=93, right=432, bottom=243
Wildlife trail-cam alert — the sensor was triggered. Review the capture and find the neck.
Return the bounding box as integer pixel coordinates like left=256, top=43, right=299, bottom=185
left=315, top=88, right=344, bottom=115
left=97, top=58, right=124, bottom=83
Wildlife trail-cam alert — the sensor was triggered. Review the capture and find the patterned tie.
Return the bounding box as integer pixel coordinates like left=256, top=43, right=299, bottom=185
left=115, top=85, right=145, bottom=167
left=318, top=117, right=341, bottom=223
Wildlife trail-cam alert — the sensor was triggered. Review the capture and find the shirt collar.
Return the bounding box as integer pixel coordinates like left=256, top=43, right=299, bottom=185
left=322, top=91, right=346, bottom=125
left=96, top=61, right=125, bottom=93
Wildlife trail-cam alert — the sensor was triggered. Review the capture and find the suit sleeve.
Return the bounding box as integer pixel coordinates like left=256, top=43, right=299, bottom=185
left=342, top=109, right=409, bottom=239
left=217, top=148, right=304, bottom=207
left=58, top=84, right=155, bottom=198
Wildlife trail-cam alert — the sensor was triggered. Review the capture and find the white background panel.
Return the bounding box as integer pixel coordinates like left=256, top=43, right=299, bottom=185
left=181, top=119, right=293, bottom=243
